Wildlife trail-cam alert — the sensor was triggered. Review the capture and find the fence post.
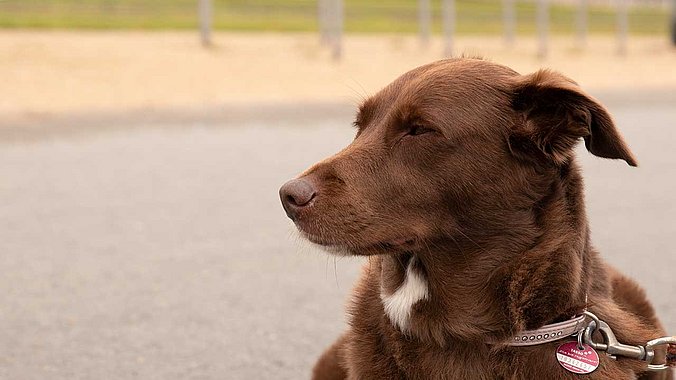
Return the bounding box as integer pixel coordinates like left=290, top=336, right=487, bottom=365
left=318, top=0, right=330, bottom=44
left=331, top=0, right=343, bottom=61
left=503, top=0, right=516, bottom=46
left=536, top=0, right=549, bottom=59
left=617, top=0, right=628, bottom=55
left=419, top=0, right=432, bottom=46
left=442, top=0, right=455, bottom=57
left=672, top=0, right=676, bottom=45
left=199, top=0, right=212, bottom=47
left=576, top=0, right=588, bottom=48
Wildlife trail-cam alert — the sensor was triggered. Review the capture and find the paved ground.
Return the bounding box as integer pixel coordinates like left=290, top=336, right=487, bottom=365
left=1, top=93, right=675, bottom=379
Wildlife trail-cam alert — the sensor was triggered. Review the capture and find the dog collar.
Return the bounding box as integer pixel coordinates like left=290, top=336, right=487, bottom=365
left=504, top=315, right=587, bottom=346
left=500, top=311, right=676, bottom=371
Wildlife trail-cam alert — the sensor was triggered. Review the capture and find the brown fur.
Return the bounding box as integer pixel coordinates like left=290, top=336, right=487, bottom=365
left=280, top=59, right=671, bottom=380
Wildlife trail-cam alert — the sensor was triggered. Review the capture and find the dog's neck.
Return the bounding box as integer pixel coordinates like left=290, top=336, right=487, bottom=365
left=380, top=254, right=429, bottom=332
left=378, top=242, right=524, bottom=345
left=379, top=165, right=592, bottom=346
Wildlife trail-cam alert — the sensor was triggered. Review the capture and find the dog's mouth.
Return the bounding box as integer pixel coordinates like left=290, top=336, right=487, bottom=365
left=302, top=232, right=418, bottom=256
left=290, top=209, right=420, bottom=255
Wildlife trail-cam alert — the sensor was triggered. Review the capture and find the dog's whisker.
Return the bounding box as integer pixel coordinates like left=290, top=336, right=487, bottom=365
left=454, top=227, right=487, bottom=255
left=325, top=254, right=330, bottom=280
left=333, top=256, right=339, bottom=289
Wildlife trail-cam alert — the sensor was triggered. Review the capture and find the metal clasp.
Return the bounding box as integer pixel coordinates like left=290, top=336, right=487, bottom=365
left=582, top=318, right=649, bottom=361
left=581, top=311, right=676, bottom=372
left=645, top=336, right=676, bottom=371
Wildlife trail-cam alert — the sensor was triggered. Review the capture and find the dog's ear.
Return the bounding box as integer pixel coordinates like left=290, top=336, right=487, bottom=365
left=508, top=70, right=637, bottom=167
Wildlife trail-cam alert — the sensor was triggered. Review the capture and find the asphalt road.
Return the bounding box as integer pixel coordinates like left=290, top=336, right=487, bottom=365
left=1, top=93, right=675, bottom=379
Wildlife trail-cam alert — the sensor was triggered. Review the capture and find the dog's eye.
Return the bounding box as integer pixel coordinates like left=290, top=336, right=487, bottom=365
left=408, top=125, right=434, bottom=136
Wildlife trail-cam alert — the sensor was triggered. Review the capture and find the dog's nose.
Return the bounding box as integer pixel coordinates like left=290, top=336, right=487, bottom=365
left=279, top=178, right=317, bottom=219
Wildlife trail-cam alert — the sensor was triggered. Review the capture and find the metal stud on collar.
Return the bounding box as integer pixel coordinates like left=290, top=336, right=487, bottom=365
left=507, top=315, right=584, bottom=346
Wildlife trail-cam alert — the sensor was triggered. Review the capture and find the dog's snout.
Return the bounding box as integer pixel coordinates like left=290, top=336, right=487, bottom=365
left=279, top=178, right=317, bottom=219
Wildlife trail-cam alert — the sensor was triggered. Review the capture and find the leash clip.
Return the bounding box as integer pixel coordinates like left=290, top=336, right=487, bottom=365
left=645, top=336, right=676, bottom=371
left=581, top=311, right=676, bottom=372
left=582, top=318, right=647, bottom=361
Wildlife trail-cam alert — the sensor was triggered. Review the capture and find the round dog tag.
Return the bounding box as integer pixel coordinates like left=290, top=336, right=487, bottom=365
left=556, top=342, right=600, bottom=374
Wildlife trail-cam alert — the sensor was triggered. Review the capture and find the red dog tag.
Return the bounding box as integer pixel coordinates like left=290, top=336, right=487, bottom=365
left=556, top=342, right=600, bottom=374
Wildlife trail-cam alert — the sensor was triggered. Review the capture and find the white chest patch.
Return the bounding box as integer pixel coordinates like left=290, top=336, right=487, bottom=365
left=380, top=258, right=429, bottom=331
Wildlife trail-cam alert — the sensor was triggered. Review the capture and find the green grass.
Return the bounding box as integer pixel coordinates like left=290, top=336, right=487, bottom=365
left=0, top=0, right=669, bottom=35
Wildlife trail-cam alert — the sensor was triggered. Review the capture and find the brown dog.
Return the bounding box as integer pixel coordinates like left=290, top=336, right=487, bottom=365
left=279, top=58, right=673, bottom=379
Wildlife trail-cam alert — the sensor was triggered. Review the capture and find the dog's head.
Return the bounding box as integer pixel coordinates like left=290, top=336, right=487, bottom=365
left=280, top=59, right=636, bottom=256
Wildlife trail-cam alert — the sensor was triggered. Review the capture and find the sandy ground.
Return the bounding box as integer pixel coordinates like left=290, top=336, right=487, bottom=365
left=1, top=31, right=676, bottom=121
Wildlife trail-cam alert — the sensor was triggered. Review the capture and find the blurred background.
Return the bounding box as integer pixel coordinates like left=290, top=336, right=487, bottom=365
left=1, top=1, right=675, bottom=379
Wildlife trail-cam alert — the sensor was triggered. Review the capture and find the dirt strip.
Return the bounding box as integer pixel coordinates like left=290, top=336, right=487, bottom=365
left=1, top=31, right=675, bottom=121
